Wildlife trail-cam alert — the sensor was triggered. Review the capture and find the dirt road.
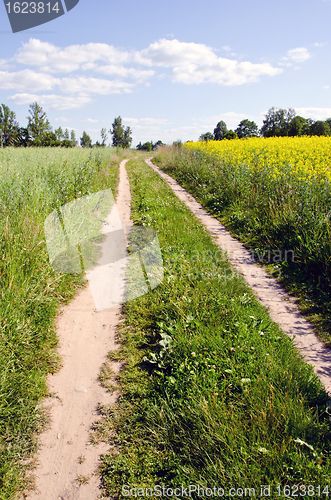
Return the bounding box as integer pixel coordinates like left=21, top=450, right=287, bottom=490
left=27, top=159, right=132, bottom=500
left=27, top=155, right=331, bottom=499
left=146, top=157, right=331, bottom=395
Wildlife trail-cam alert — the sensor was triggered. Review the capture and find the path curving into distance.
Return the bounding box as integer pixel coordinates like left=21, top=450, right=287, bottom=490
left=27, top=159, right=133, bottom=500
left=146, top=157, right=331, bottom=396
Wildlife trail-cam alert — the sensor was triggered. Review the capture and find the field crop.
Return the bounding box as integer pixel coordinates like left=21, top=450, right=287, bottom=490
left=0, top=147, right=125, bottom=499
left=154, top=140, right=331, bottom=345
left=185, top=136, right=331, bottom=181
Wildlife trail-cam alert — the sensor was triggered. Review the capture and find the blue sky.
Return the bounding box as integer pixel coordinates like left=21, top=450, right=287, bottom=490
left=0, top=0, right=331, bottom=145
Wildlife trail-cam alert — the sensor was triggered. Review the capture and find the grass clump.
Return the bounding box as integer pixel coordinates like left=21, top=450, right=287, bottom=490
left=100, top=158, right=331, bottom=498
left=76, top=474, right=90, bottom=485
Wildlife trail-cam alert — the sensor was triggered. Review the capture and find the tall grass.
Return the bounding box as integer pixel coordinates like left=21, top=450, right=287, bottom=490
left=154, top=146, right=331, bottom=345
left=100, top=158, right=331, bottom=498
left=0, top=147, right=126, bottom=499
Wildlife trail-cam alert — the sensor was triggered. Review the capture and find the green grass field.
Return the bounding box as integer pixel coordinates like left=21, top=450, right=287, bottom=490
left=2, top=148, right=331, bottom=499
left=99, top=157, right=331, bottom=499
left=0, top=147, right=126, bottom=499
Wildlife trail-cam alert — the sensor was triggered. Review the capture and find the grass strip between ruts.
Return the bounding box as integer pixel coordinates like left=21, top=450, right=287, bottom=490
left=100, top=158, right=331, bottom=499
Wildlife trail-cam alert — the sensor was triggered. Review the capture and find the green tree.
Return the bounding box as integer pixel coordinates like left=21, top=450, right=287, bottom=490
left=224, top=130, right=238, bottom=140
left=16, top=127, right=29, bottom=147
left=310, top=120, right=331, bottom=136
left=213, top=120, right=228, bottom=140
left=55, top=126, right=64, bottom=141
left=110, top=116, right=132, bottom=148
left=61, top=139, right=73, bottom=148
left=123, top=127, right=132, bottom=148
left=301, top=118, right=314, bottom=135
left=110, top=117, right=122, bottom=147
left=260, top=107, right=296, bottom=137
left=199, top=132, right=214, bottom=142
left=63, top=128, right=69, bottom=140
left=27, top=102, right=52, bottom=146
left=138, top=140, right=164, bottom=150
left=288, top=116, right=307, bottom=136
left=100, top=128, right=108, bottom=146
left=80, top=131, right=92, bottom=148
left=153, top=140, right=164, bottom=150
left=142, top=141, right=153, bottom=151
left=235, top=119, right=258, bottom=139
left=0, top=104, right=19, bottom=147
left=42, top=131, right=59, bottom=147
left=70, top=130, right=76, bottom=144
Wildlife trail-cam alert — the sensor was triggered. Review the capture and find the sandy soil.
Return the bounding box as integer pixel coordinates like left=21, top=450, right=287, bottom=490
left=146, top=157, right=331, bottom=395
left=27, top=159, right=132, bottom=500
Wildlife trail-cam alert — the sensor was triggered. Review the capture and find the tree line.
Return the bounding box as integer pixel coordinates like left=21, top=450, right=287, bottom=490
left=199, top=107, right=331, bottom=142
left=0, top=102, right=134, bottom=148
left=92, top=117, right=133, bottom=148
left=0, top=102, right=77, bottom=147
left=136, top=140, right=164, bottom=151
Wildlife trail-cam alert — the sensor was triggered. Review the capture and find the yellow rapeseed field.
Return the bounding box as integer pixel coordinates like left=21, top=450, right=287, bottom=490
left=185, top=136, right=331, bottom=180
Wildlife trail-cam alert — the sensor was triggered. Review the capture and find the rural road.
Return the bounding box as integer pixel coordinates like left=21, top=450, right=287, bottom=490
left=27, top=159, right=132, bottom=500
left=146, top=157, right=331, bottom=396
left=27, top=155, right=331, bottom=499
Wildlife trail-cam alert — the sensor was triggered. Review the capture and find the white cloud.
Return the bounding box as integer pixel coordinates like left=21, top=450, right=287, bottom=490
left=173, top=59, right=281, bottom=85
left=8, top=93, right=92, bottom=110
left=323, top=85, right=330, bottom=89
left=96, top=65, right=154, bottom=81
left=13, top=38, right=152, bottom=85
left=0, top=59, right=11, bottom=70
left=283, top=47, right=311, bottom=64
left=54, top=116, right=70, bottom=122
left=0, top=70, right=135, bottom=97
left=81, top=63, right=98, bottom=71
left=135, top=39, right=218, bottom=67
left=294, top=107, right=331, bottom=120
left=1, top=38, right=282, bottom=95
left=0, top=69, right=58, bottom=92
left=123, top=117, right=169, bottom=125
left=0, top=38, right=284, bottom=112
left=135, top=39, right=282, bottom=85
left=14, top=38, right=130, bottom=73
left=314, top=42, right=325, bottom=47
left=59, top=76, right=134, bottom=95
left=86, top=118, right=98, bottom=123
left=9, top=38, right=154, bottom=89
